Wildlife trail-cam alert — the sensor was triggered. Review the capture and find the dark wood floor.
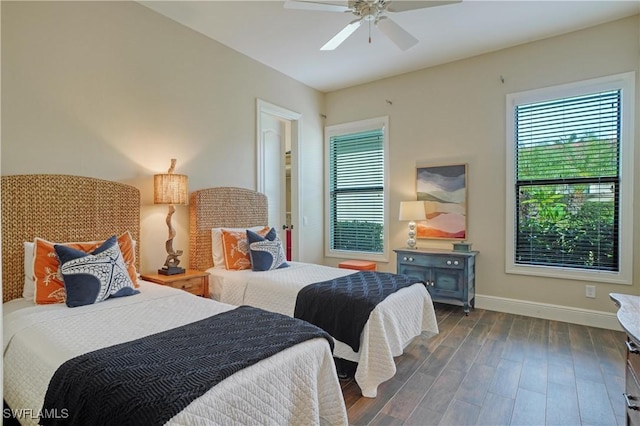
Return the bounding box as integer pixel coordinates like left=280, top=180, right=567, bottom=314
left=341, top=303, right=626, bottom=426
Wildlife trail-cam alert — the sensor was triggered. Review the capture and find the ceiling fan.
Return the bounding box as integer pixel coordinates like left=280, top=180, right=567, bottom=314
left=284, top=0, right=461, bottom=51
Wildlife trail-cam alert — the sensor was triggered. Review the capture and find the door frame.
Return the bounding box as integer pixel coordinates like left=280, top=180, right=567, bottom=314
left=256, top=99, right=302, bottom=261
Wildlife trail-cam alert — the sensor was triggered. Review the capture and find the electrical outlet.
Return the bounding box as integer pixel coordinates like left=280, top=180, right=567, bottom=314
left=585, top=285, right=596, bottom=298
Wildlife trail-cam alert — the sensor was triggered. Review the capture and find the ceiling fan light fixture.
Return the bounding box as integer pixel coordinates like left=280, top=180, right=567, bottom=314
left=287, top=0, right=459, bottom=50
left=359, top=4, right=380, bottom=21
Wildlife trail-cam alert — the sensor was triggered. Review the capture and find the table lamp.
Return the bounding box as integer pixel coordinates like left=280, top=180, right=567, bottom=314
left=399, top=200, right=426, bottom=249
left=154, top=159, right=188, bottom=275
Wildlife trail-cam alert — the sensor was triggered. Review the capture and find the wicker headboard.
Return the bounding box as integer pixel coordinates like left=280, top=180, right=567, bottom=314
left=1, top=174, right=141, bottom=303
left=189, top=187, right=268, bottom=271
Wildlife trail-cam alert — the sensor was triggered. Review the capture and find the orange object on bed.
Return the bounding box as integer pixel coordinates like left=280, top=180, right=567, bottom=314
left=220, top=227, right=269, bottom=270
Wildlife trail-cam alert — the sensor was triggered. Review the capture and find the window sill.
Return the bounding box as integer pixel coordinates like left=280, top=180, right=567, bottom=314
left=326, top=250, right=388, bottom=264
left=506, top=263, right=631, bottom=285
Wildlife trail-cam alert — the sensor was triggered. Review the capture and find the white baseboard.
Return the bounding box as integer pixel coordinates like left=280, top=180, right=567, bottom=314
left=475, top=294, right=622, bottom=331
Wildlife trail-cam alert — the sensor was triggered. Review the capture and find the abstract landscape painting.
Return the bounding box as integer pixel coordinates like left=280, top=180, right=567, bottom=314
left=416, top=164, right=467, bottom=239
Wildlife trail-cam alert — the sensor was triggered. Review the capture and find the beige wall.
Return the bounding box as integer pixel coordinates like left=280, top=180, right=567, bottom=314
left=1, top=1, right=326, bottom=272
left=325, top=15, right=640, bottom=316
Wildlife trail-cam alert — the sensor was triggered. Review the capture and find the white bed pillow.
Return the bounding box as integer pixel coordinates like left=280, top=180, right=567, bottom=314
left=212, top=226, right=266, bottom=269
left=23, top=241, right=35, bottom=300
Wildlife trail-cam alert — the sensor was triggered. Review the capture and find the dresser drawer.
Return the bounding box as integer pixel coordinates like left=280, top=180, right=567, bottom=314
left=140, top=270, right=210, bottom=297
left=398, top=253, right=466, bottom=269
left=173, top=277, right=205, bottom=295
left=625, top=363, right=640, bottom=425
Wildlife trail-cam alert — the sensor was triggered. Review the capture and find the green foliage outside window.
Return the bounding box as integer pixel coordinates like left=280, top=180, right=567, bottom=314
left=516, top=135, right=618, bottom=270
left=333, top=220, right=383, bottom=253
left=517, top=134, right=617, bottom=180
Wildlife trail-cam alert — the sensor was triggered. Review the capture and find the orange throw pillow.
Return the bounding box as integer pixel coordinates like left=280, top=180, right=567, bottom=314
left=116, top=232, right=139, bottom=289
left=221, top=227, right=270, bottom=270
left=33, top=232, right=139, bottom=304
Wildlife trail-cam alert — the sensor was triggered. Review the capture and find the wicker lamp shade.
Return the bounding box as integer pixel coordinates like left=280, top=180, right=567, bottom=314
left=154, top=173, right=188, bottom=205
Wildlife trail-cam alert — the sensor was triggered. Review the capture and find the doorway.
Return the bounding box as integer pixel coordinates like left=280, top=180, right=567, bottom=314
left=256, top=99, right=301, bottom=261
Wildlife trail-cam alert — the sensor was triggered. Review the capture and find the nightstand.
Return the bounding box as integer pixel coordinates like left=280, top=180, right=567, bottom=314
left=140, top=269, right=210, bottom=298
left=394, top=248, right=477, bottom=315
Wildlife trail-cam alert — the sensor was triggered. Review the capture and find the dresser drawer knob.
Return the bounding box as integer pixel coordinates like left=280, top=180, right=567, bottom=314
left=454, top=260, right=459, bottom=265
left=447, top=260, right=452, bottom=265
left=626, top=340, right=639, bottom=354
left=623, top=393, right=639, bottom=410
left=403, top=257, right=408, bottom=261
left=409, top=257, right=414, bottom=262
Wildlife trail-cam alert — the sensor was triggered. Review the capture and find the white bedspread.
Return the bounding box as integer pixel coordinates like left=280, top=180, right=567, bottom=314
left=3, top=281, right=348, bottom=425
left=208, top=262, right=439, bottom=397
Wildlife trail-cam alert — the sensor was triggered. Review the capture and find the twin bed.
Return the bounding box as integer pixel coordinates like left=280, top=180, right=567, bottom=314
left=2, top=175, right=347, bottom=425
left=189, top=187, right=439, bottom=398
left=2, top=176, right=438, bottom=425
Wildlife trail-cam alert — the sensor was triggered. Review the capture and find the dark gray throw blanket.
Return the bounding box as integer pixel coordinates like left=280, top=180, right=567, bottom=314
left=294, top=271, right=419, bottom=353
left=40, top=305, right=332, bottom=426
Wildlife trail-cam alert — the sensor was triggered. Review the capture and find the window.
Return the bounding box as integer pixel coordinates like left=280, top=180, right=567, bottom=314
left=325, top=117, right=389, bottom=261
left=506, top=73, right=634, bottom=284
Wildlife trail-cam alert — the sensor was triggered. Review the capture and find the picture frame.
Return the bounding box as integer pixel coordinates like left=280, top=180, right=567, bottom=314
left=415, top=163, right=467, bottom=240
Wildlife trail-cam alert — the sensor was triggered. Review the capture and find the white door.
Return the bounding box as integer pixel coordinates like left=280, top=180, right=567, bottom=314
left=257, top=100, right=301, bottom=260
left=261, top=113, right=287, bottom=239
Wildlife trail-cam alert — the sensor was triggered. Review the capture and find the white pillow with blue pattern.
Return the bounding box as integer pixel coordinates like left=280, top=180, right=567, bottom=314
left=247, top=228, right=289, bottom=271
left=54, top=235, right=139, bottom=308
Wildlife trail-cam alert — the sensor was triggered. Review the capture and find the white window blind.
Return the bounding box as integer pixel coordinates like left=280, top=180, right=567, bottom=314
left=514, top=90, right=620, bottom=271
left=329, top=128, right=384, bottom=254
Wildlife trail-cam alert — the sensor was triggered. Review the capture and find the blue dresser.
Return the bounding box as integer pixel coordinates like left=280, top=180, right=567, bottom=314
left=395, top=248, right=477, bottom=314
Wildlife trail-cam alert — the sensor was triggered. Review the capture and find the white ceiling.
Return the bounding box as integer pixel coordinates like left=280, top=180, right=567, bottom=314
left=140, top=0, right=640, bottom=92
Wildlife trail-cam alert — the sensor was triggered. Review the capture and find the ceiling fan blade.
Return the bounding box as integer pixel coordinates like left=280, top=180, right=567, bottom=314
left=321, top=19, right=362, bottom=50
left=284, top=0, right=350, bottom=13
left=386, top=0, right=461, bottom=13
left=376, top=16, right=418, bottom=51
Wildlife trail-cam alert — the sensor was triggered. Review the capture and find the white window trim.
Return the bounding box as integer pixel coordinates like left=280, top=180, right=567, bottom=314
left=505, top=72, right=635, bottom=285
left=324, top=116, right=390, bottom=262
